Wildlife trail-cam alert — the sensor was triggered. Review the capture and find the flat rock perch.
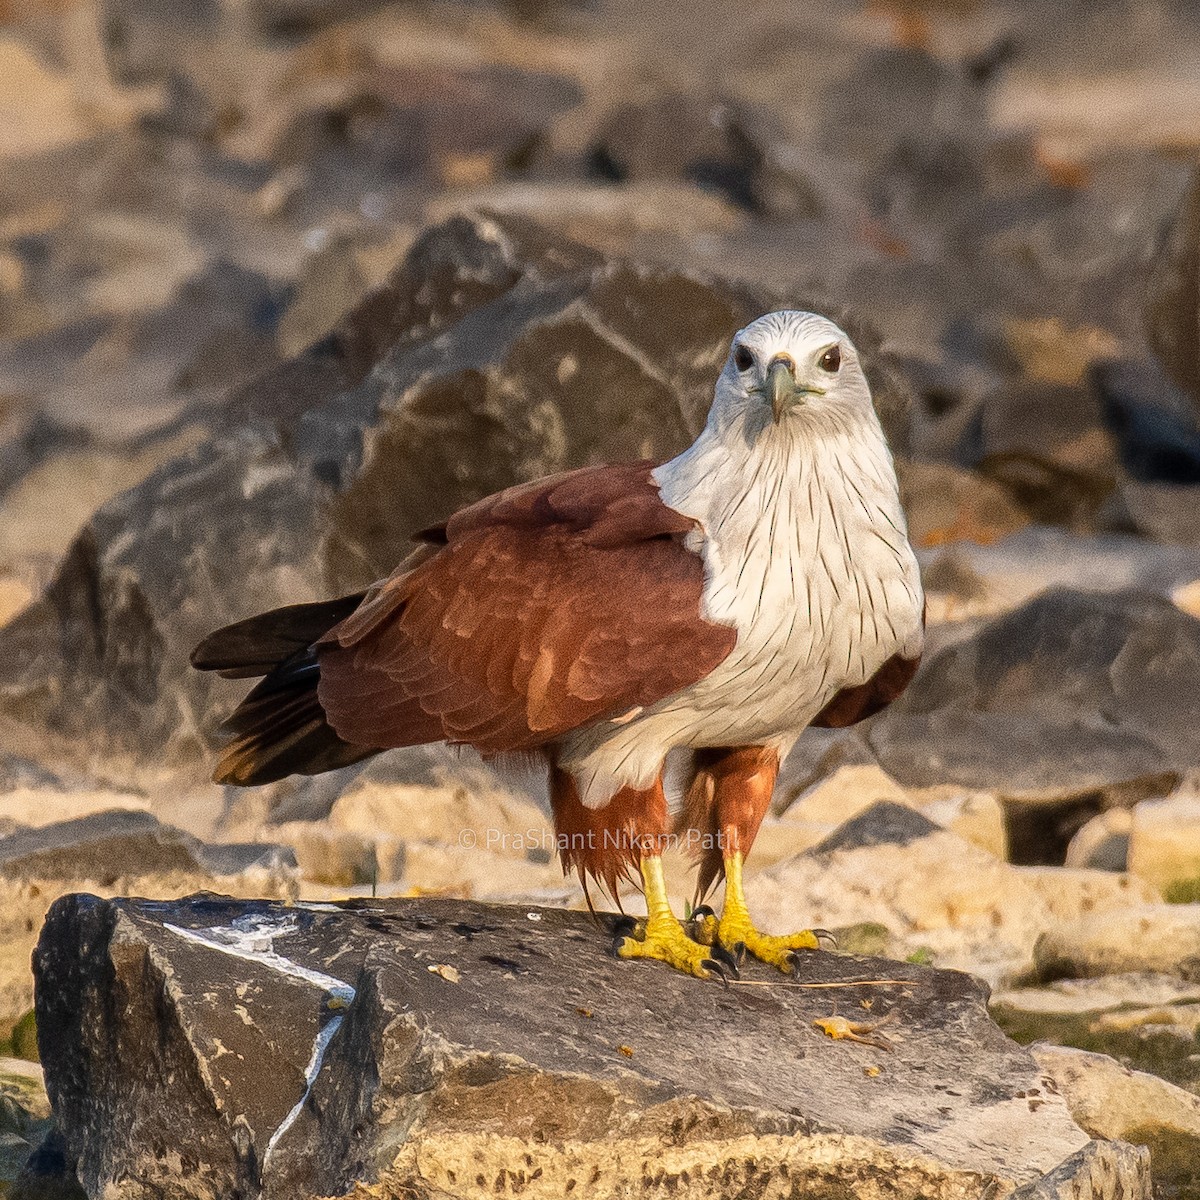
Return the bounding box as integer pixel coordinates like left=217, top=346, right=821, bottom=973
left=33, top=896, right=1147, bottom=1199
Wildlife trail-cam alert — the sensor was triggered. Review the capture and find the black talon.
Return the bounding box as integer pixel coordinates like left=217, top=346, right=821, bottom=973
left=702, top=958, right=730, bottom=987
left=812, top=928, right=838, bottom=950
left=691, top=905, right=717, bottom=921
left=710, top=942, right=741, bottom=978
left=610, top=936, right=629, bottom=959
left=731, top=940, right=747, bottom=968
left=788, top=950, right=805, bottom=979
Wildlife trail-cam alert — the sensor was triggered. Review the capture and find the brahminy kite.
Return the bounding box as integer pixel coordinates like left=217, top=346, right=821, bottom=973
left=192, top=311, right=925, bottom=981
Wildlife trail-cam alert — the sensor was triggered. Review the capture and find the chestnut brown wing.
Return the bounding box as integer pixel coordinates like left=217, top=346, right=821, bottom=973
left=316, top=463, right=737, bottom=754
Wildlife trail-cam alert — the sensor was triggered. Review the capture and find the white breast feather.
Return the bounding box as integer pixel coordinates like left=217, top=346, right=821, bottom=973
left=559, top=394, right=924, bottom=807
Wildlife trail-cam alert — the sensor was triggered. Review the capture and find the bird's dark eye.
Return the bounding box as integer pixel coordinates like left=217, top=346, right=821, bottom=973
left=733, top=344, right=754, bottom=372
left=819, top=345, right=841, bottom=373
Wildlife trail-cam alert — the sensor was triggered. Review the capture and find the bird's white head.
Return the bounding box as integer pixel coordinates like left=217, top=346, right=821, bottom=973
left=710, top=311, right=874, bottom=438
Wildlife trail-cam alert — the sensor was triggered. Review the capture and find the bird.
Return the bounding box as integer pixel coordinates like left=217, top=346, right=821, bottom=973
left=192, top=310, right=925, bottom=981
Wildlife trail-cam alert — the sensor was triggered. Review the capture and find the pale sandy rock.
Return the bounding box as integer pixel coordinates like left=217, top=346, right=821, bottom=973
left=993, top=60, right=1200, bottom=154
left=1000, top=317, right=1120, bottom=387
left=0, top=788, right=150, bottom=830
left=329, top=780, right=551, bottom=861
left=1128, top=785, right=1200, bottom=896
left=0, top=577, right=31, bottom=628
left=774, top=764, right=909, bottom=850
left=992, top=974, right=1200, bottom=1097
left=780, top=764, right=909, bottom=826
left=269, top=820, right=378, bottom=887
left=1065, top=809, right=1132, bottom=872
left=748, top=818, right=829, bottom=868
left=0, top=439, right=203, bottom=592
left=1034, top=904, right=1200, bottom=981
left=0, top=39, right=87, bottom=159
left=397, top=841, right=573, bottom=900
left=778, top=767, right=1006, bottom=859
left=908, top=786, right=1008, bottom=860
left=913, top=530, right=1200, bottom=632
left=1032, top=1044, right=1200, bottom=1194
left=752, top=807, right=1159, bottom=987
left=1016, top=867, right=1156, bottom=925
left=1173, top=578, right=1200, bottom=618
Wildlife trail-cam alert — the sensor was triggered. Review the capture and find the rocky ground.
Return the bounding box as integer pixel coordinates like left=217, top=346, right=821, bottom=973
left=4, top=0, right=1200, bottom=1196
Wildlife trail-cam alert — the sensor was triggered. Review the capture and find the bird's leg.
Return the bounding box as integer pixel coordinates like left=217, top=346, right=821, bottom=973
left=685, top=746, right=830, bottom=975
left=714, top=847, right=829, bottom=974
left=549, top=765, right=732, bottom=981
left=613, top=855, right=733, bottom=982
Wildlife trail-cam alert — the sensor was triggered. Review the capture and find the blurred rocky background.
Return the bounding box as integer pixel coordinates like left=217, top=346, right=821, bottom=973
left=5, top=0, right=1200, bottom=1195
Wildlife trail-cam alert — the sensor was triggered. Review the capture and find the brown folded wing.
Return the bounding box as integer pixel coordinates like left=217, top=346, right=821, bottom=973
left=316, top=462, right=737, bottom=755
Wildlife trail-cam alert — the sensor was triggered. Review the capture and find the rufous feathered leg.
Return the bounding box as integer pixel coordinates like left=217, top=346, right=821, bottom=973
left=550, top=765, right=732, bottom=980
left=685, top=746, right=832, bottom=974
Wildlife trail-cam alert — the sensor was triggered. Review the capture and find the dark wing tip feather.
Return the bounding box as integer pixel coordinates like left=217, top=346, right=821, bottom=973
left=191, top=593, right=368, bottom=676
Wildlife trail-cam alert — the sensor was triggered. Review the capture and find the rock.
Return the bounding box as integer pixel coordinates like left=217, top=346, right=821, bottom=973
left=1094, top=356, right=1200, bottom=485
left=908, top=786, right=1009, bottom=861
left=747, top=801, right=1154, bottom=987
left=914, top=527, right=1200, bottom=623
left=1145, top=165, right=1200, bottom=409
left=758, top=775, right=1006, bottom=868
left=0, top=789, right=150, bottom=831
left=274, top=228, right=412, bottom=359
left=0, top=810, right=291, bottom=885
left=975, top=450, right=1115, bottom=536
left=999, top=317, right=1120, bottom=389
left=1128, top=784, right=1200, bottom=897
left=0, top=813, right=298, bottom=1036
left=1118, top=480, right=1200, bottom=544
left=1031, top=1044, right=1200, bottom=1196
left=0, top=434, right=207, bottom=599
left=1007, top=1141, right=1149, bottom=1200
left=328, top=779, right=548, bottom=860
left=1034, top=904, right=1200, bottom=982
left=898, top=459, right=1030, bottom=550
left=263, top=821, right=379, bottom=888
left=582, top=92, right=820, bottom=220
left=1172, top=576, right=1200, bottom=617
left=774, top=764, right=908, bottom=840
left=991, top=973, right=1200, bottom=1098
left=1065, top=809, right=1131, bottom=872
left=31, top=893, right=1136, bottom=1200
left=869, top=589, right=1200, bottom=815
left=0, top=212, right=910, bottom=783
left=0, top=40, right=87, bottom=159
left=1, top=1056, right=52, bottom=1199
left=978, top=377, right=1108, bottom=467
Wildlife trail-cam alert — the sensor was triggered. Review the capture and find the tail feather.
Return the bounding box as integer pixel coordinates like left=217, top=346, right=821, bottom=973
left=193, top=594, right=380, bottom=786
left=191, top=594, right=366, bottom=679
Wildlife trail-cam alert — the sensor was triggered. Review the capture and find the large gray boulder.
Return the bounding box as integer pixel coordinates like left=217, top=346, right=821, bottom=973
left=870, top=587, right=1200, bottom=806
left=32, top=894, right=1147, bottom=1200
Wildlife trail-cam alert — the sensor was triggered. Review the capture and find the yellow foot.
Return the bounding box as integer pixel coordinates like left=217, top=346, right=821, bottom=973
left=689, top=905, right=835, bottom=976
left=612, top=914, right=736, bottom=983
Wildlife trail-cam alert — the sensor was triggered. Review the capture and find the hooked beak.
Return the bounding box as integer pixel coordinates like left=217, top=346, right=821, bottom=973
left=766, top=355, right=800, bottom=422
